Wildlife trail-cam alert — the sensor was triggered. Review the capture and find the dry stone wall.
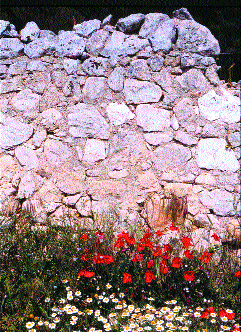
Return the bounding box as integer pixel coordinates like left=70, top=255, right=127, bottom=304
left=0, top=8, right=240, bottom=246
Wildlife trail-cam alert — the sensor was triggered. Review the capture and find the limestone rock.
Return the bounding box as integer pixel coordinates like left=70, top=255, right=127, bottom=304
left=43, top=139, right=76, bottom=168
left=73, top=19, right=101, bottom=37
left=136, top=104, right=171, bottom=132
left=149, top=19, right=176, bottom=53
left=153, top=68, right=174, bottom=93
left=144, top=132, right=173, bottom=145
left=195, top=173, right=216, bottom=186
left=173, top=98, right=199, bottom=132
left=116, top=14, right=145, bottom=33
left=151, top=143, right=192, bottom=172
left=20, top=21, right=40, bottom=42
left=226, top=219, right=241, bottom=241
left=24, top=37, right=56, bottom=58
left=0, top=38, right=24, bottom=59
left=40, top=108, right=63, bottom=131
left=175, top=68, right=209, bottom=93
left=174, top=130, right=198, bottom=146
left=137, top=169, right=161, bottom=190
left=0, top=76, right=23, bottom=94
left=75, top=196, right=92, bottom=217
left=121, top=36, right=149, bottom=56
left=101, top=14, right=112, bottom=27
left=0, top=115, right=33, bottom=150
left=68, top=103, right=110, bottom=139
left=172, top=8, right=194, bottom=20
left=147, top=55, right=164, bottom=71
left=32, top=129, right=47, bottom=148
left=99, top=31, right=126, bottom=57
left=128, top=59, right=151, bottom=81
left=83, top=139, right=108, bottom=163
left=63, top=76, right=81, bottom=100
left=8, top=60, right=27, bottom=76
left=36, top=180, right=62, bottom=213
left=205, top=65, right=221, bottom=86
left=86, top=29, right=110, bottom=56
left=55, top=31, right=85, bottom=58
left=82, top=57, right=110, bottom=77
left=108, top=169, right=129, bottom=179
left=63, top=58, right=80, bottom=74
left=139, top=13, right=170, bottom=38
left=201, top=122, right=226, bottom=138
left=198, top=88, right=240, bottom=123
left=54, top=171, right=85, bottom=195
left=0, top=64, right=7, bottom=78
left=63, top=194, right=81, bottom=206
left=15, top=146, right=39, bottom=170
left=82, top=77, right=112, bottom=103
left=163, top=182, right=193, bottom=197
left=17, top=172, right=36, bottom=199
left=124, top=79, right=162, bottom=104
left=175, top=19, right=220, bottom=55
left=11, top=88, right=40, bottom=120
left=197, top=138, right=239, bottom=171
left=107, top=67, right=125, bottom=92
left=200, top=189, right=236, bottom=216
left=51, top=70, right=68, bottom=88
left=106, top=103, right=135, bottom=126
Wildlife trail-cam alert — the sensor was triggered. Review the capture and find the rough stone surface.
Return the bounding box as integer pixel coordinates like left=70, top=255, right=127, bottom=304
left=15, top=146, right=39, bottom=170
left=175, top=68, right=209, bottom=93
left=149, top=19, right=176, bottom=53
left=106, top=103, right=135, bottom=126
left=116, top=14, right=145, bottom=33
left=63, top=59, right=80, bottom=74
left=128, top=59, right=151, bottom=80
left=0, top=38, right=24, bottom=59
left=83, top=139, right=108, bottom=163
left=153, top=68, right=174, bottom=93
left=200, top=189, right=236, bottom=216
left=82, top=57, right=110, bottom=77
left=107, top=67, right=125, bottom=92
left=124, top=79, right=162, bottom=104
left=147, top=55, right=164, bottom=71
left=136, top=104, right=171, bottom=132
left=139, top=13, right=170, bottom=38
left=144, top=132, right=173, bottom=145
left=55, top=32, right=86, bottom=58
left=73, top=19, right=101, bottom=37
left=11, top=89, right=40, bottom=120
left=86, top=29, right=110, bottom=56
left=24, top=37, right=56, bottom=58
left=82, top=77, right=112, bottom=103
left=175, top=130, right=198, bottom=145
left=20, top=21, right=40, bottom=42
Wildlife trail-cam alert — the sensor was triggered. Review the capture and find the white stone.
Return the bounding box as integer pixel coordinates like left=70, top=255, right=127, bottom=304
left=11, top=88, right=40, bottom=119
left=200, top=189, right=236, bottom=216
left=83, top=139, right=108, bottom=163
left=171, top=114, right=179, bottom=130
left=197, top=138, right=239, bottom=171
left=15, top=146, right=39, bottom=170
left=106, top=103, right=135, bottom=126
left=136, top=104, right=171, bottom=132
left=198, top=88, right=240, bottom=123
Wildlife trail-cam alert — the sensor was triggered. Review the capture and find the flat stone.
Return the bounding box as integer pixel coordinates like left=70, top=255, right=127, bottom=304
left=99, top=31, right=126, bottom=57
left=43, top=139, right=76, bottom=167
left=153, top=68, right=174, bottom=93
left=75, top=196, right=92, bottom=217
left=107, top=67, right=125, bottom=92
left=173, top=98, right=199, bottom=132
left=20, top=21, right=40, bottom=42
left=68, top=103, right=110, bottom=139
left=116, top=13, right=145, bottom=33
left=86, top=29, right=110, bottom=56
left=36, top=180, right=62, bottom=213
left=40, top=108, right=63, bottom=131
left=55, top=31, right=85, bottom=58
left=73, top=19, right=101, bottom=37
left=136, top=104, right=171, bottom=132
left=32, top=129, right=47, bottom=148
left=8, top=61, right=27, bottom=76
left=51, top=70, right=68, bottom=88
left=0, top=76, right=23, bottom=94
left=175, top=68, right=209, bottom=93
left=24, top=37, right=56, bottom=58
left=147, top=55, right=164, bottom=71
left=229, top=131, right=240, bottom=148
left=175, top=130, right=198, bottom=145
left=108, top=169, right=129, bottom=179
left=137, top=169, right=161, bottom=190
left=128, top=59, right=151, bottom=81
left=124, top=79, right=162, bottom=104
left=151, top=143, right=192, bottom=172
left=205, top=65, right=221, bottom=86
left=15, top=146, right=39, bottom=170
left=201, top=122, right=226, bottom=138
left=54, top=171, right=85, bottom=195
left=63, top=58, right=80, bottom=74
left=17, top=172, right=36, bottom=199
left=200, top=189, right=236, bottom=216
left=0, top=38, right=24, bottom=59
left=83, top=139, right=108, bottom=164
left=27, top=60, right=47, bottom=71
left=171, top=114, right=179, bottom=130
left=121, top=36, right=150, bottom=56
left=197, top=138, right=239, bottom=171
left=63, top=194, right=81, bottom=206
left=11, top=89, right=40, bottom=120
left=139, top=13, right=170, bottom=38
left=164, top=182, right=193, bottom=197
left=144, top=132, right=173, bottom=145
left=82, top=57, right=110, bottom=77
left=0, top=115, right=33, bottom=149
left=175, top=19, right=220, bottom=55
left=106, top=103, right=135, bottom=126
left=198, top=88, right=240, bottom=123
left=149, top=19, right=176, bottom=53
left=195, top=173, right=216, bottom=186
left=82, top=77, right=112, bottom=103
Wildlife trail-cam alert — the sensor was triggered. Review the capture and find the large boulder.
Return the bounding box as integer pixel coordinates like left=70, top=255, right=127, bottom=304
left=20, top=21, right=40, bottom=42
left=149, top=19, right=176, bottom=53
left=139, top=13, right=170, bottom=38
left=0, top=38, right=24, bottom=59
left=55, top=31, right=86, bottom=58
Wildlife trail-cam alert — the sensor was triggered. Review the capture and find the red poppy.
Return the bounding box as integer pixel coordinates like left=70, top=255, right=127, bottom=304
left=235, top=271, right=241, bottom=277
left=77, top=269, right=95, bottom=278
left=153, top=247, right=162, bottom=257
left=114, top=238, right=124, bottom=248
left=117, top=231, right=136, bottom=245
left=201, top=311, right=209, bottom=318
left=170, top=223, right=179, bottom=231
left=183, top=250, right=194, bottom=259
left=184, top=271, right=195, bottom=281
left=199, top=251, right=213, bottom=264
left=81, top=233, right=88, bottom=241
left=131, top=252, right=144, bottom=262
left=172, top=257, right=183, bottom=268
left=211, top=233, right=220, bottom=241
left=123, top=272, right=132, bottom=284
left=156, top=230, right=163, bottom=236
left=181, top=237, right=193, bottom=249
left=159, top=260, right=169, bottom=274
left=219, top=310, right=227, bottom=318
left=163, top=244, right=172, bottom=252
left=93, top=253, right=114, bottom=264
left=147, top=260, right=154, bottom=268
left=145, top=270, right=155, bottom=283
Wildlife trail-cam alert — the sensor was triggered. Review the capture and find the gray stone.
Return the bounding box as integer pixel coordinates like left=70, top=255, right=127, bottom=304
left=40, top=108, right=63, bottom=131
left=20, top=21, right=40, bottom=42
left=73, top=19, right=101, bottom=37
left=82, top=57, right=110, bottom=77
left=175, top=130, right=198, bottom=145
left=0, top=38, right=24, bottom=59
left=198, top=89, right=240, bottom=123
left=147, top=55, right=164, bottom=71
left=139, top=13, right=170, bottom=38
left=15, top=146, right=39, bottom=170
left=124, top=79, right=162, bottom=104
left=153, top=68, right=174, bottom=93
left=63, top=59, right=80, bottom=74
left=171, top=114, right=179, bottom=130
left=172, top=8, right=194, bottom=20
left=17, top=173, right=36, bottom=199
left=201, top=123, right=225, bottom=138
left=43, top=139, right=75, bottom=167
left=151, top=143, right=192, bottom=172
left=144, top=132, right=173, bottom=145
left=27, top=60, right=47, bottom=71
left=122, top=36, right=149, bottom=57
left=180, top=53, right=204, bottom=68
left=107, top=67, right=125, bottom=92
left=82, top=77, right=112, bottom=103
left=175, top=68, right=209, bottom=93
left=39, top=30, right=56, bottom=38
left=175, top=20, right=220, bottom=55
left=55, top=31, right=85, bottom=58
left=136, top=104, right=171, bottom=132
left=205, top=65, right=221, bottom=86
left=0, top=115, right=33, bottom=149
left=86, top=29, right=110, bottom=56
left=63, top=76, right=81, bottom=100
left=128, top=59, right=151, bottom=81
left=51, top=70, right=67, bottom=88
left=32, top=129, right=47, bottom=148
left=0, top=20, right=10, bottom=37
left=63, top=194, right=81, bottom=206
left=197, top=138, right=239, bottom=171
left=75, top=196, right=92, bottom=216
left=83, top=139, right=108, bottom=163
left=216, top=173, right=240, bottom=192
left=24, top=72, right=48, bottom=95
left=11, top=89, right=40, bottom=120
left=68, top=103, right=110, bottom=139
left=99, top=31, right=126, bottom=57
left=229, top=132, right=240, bottom=148
left=149, top=19, right=176, bottom=53
left=0, top=65, right=7, bottom=78
left=200, top=189, right=236, bottom=216
left=106, top=102, right=135, bottom=126
left=173, top=98, right=198, bottom=131
left=116, top=13, right=145, bottom=33
left=101, top=14, right=113, bottom=27
left=8, top=60, right=27, bottom=76
left=24, top=37, right=56, bottom=58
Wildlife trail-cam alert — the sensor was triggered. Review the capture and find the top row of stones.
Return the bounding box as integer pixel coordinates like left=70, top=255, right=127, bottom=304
left=0, top=8, right=220, bottom=60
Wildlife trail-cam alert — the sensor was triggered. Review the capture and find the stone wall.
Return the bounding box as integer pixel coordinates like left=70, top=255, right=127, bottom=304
left=0, top=9, right=240, bottom=246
